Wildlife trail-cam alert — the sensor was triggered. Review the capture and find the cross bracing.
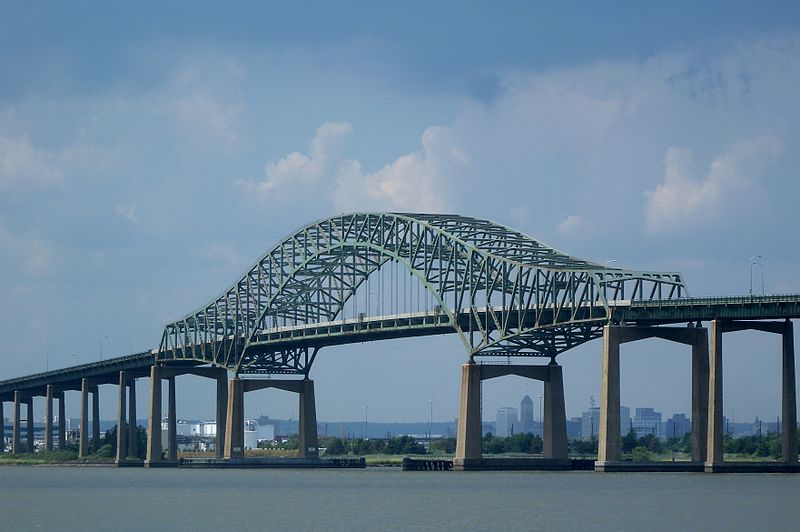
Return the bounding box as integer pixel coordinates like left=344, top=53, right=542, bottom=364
left=158, top=213, right=687, bottom=374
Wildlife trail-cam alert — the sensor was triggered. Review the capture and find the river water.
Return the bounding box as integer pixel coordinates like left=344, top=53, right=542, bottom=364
left=1, top=467, right=798, bottom=530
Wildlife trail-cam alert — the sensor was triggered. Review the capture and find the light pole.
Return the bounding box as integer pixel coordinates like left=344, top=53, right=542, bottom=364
left=750, top=255, right=764, bottom=296
left=429, top=398, right=434, bottom=448
left=100, top=335, right=109, bottom=360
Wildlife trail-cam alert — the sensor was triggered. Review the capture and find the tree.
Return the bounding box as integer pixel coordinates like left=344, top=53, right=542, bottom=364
left=621, top=430, right=638, bottom=453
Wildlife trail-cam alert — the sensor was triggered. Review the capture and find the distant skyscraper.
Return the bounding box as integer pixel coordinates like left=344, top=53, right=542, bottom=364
left=581, top=407, right=599, bottom=440
left=520, top=395, right=534, bottom=434
left=666, top=413, right=691, bottom=439
left=620, top=406, right=631, bottom=436
left=496, top=407, right=518, bottom=437
left=633, top=407, right=665, bottom=439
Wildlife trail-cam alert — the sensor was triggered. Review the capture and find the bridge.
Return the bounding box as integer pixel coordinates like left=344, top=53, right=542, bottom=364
left=1, top=213, right=798, bottom=472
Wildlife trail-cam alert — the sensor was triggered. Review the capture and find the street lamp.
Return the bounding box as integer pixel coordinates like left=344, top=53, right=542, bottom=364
left=750, top=255, right=764, bottom=296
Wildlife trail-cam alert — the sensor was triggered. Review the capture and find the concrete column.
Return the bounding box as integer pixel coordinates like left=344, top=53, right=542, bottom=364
left=454, top=362, right=482, bottom=468
left=26, top=399, right=34, bottom=453
left=0, top=402, right=4, bottom=453
left=91, top=385, right=100, bottom=450
left=12, top=391, right=21, bottom=454
left=116, top=371, right=127, bottom=463
left=691, top=329, right=709, bottom=462
left=215, top=371, right=227, bottom=458
left=224, top=378, right=244, bottom=459
left=543, top=363, right=568, bottom=460
left=598, top=325, right=621, bottom=463
left=167, top=376, right=177, bottom=461
left=783, top=320, right=797, bottom=463
left=79, top=378, right=89, bottom=458
left=45, top=385, right=54, bottom=451
left=127, top=379, right=137, bottom=458
left=298, top=379, right=319, bottom=459
left=706, top=320, right=724, bottom=466
left=57, top=392, right=66, bottom=450
left=145, top=365, right=162, bottom=464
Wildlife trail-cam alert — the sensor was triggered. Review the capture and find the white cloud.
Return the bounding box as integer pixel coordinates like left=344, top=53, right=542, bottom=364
left=644, top=137, right=780, bottom=233
left=556, top=214, right=583, bottom=235
left=0, top=223, right=53, bottom=276
left=255, top=121, right=353, bottom=192
left=115, top=203, right=139, bottom=225
left=0, top=135, right=61, bottom=191
left=332, top=126, right=467, bottom=213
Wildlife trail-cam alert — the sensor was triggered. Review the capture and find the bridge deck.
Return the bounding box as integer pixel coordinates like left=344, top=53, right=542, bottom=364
left=2, top=294, right=800, bottom=398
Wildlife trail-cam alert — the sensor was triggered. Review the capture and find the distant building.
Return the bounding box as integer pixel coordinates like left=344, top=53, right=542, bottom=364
left=666, top=413, right=691, bottom=439
left=581, top=407, right=599, bottom=440
left=520, top=395, right=535, bottom=434
left=633, top=407, right=665, bottom=439
left=566, top=417, right=582, bottom=439
left=580, top=406, right=630, bottom=440
left=496, top=407, right=518, bottom=437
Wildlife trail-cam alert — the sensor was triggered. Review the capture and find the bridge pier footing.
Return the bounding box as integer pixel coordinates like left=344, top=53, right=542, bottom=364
left=454, top=361, right=568, bottom=470
left=597, top=324, right=709, bottom=470
left=144, top=365, right=163, bottom=466
left=224, top=376, right=320, bottom=460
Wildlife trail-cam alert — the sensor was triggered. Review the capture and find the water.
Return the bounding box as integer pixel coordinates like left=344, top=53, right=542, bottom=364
left=1, top=467, right=798, bottom=531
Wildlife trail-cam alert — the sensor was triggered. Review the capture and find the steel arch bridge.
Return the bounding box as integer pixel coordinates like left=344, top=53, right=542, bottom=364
left=159, top=213, right=686, bottom=375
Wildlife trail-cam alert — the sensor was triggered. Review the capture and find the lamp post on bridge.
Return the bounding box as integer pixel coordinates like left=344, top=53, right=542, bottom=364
left=750, top=255, right=764, bottom=297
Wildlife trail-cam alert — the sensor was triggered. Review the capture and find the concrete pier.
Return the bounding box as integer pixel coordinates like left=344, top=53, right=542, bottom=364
left=0, top=402, right=4, bottom=452
left=128, top=379, right=137, bottom=458
left=12, top=391, right=21, bottom=454
left=454, top=361, right=569, bottom=470
left=782, top=320, right=797, bottom=464
left=597, top=325, right=710, bottom=471
left=57, top=391, right=66, bottom=450
left=79, top=378, right=90, bottom=458
left=216, top=373, right=227, bottom=458
left=91, top=384, right=100, bottom=450
left=167, top=376, right=177, bottom=461
left=145, top=365, right=162, bottom=466
left=224, top=378, right=244, bottom=459
left=45, top=385, right=53, bottom=451
left=706, top=320, right=724, bottom=469
left=116, top=371, right=128, bottom=463
left=454, top=363, right=481, bottom=469
left=224, top=376, right=320, bottom=460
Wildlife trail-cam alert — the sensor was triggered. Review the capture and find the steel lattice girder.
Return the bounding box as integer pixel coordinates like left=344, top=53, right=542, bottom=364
left=158, top=213, right=686, bottom=373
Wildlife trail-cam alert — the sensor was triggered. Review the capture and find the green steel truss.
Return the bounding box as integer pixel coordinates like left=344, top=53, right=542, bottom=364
left=159, top=213, right=686, bottom=374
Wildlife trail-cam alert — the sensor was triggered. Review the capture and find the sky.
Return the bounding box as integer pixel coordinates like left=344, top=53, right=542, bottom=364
left=2, top=1, right=800, bottom=426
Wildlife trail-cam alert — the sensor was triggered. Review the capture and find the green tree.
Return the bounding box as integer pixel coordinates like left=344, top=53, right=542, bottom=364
left=621, top=430, right=638, bottom=453
left=632, top=446, right=651, bottom=462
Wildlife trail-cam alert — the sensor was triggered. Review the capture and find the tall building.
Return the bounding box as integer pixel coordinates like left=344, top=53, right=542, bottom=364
left=496, top=407, right=518, bottom=437
left=633, top=407, right=665, bottom=439
left=520, top=395, right=534, bottom=434
left=666, top=413, right=691, bottom=439
left=580, top=406, right=630, bottom=440
left=581, top=407, right=599, bottom=440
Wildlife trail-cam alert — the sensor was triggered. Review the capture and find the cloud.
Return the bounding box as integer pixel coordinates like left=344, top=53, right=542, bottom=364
left=556, top=214, right=583, bottom=235
left=332, top=126, right=467, bottom=213
left=115, top=203, right=139, bottom=225
left=0, top=223, right=54, bottom=276
left=254, top=121, right=353, bottom=192
left=0, top=135, right=62, bottom=191
left=644, top=137, right=781, bottom=233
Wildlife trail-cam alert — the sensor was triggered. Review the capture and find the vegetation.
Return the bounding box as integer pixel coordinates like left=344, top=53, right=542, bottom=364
left=482, top=432, right=543, bottom=454
left=0, top=424, right=147, bottom=464
left=321, top=435, right=427, bottom=456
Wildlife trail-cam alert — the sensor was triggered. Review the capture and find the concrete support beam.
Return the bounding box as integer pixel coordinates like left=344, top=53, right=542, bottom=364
left=216, top=372, right=227, bottom=458
left=26, top=399, right=34, bottom=453
left=128, top=379, right=137, bottom=459
left=598, top=326, right=621, bottom=463
left=783, top=320, right=797, bottom=463
left=91, top=385, right=100, bottom=450
left=0, top=402, right=4, bottom=453
left=691, top=329, right=709, bottom=462
left=167, top=376, right=177, bottom=461
left=12, top=391, right=21, bottom=454
left=543, top=363, right=568, bottom=460
left=454, top=363, right=482, bottom=467
left=116, top=371, right=127, bottom=463
left=224, top=378, right=244, bottom=459
left=57, top=392, right=65, bottom=450
left=145, top=365, right=162, bottom=465
left=298, top=379, right=319, bottom=459
left=79, top=378, right=89, bottom=458
left=45, top=385, right=53, bottom=451
left=706, top=320, right=724, bottom=467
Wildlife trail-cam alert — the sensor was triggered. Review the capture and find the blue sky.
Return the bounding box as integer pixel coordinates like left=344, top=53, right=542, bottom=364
left=2, top=1, right=800, bottom=425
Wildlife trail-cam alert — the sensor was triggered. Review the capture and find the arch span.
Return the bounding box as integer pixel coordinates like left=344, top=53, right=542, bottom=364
left=159, top=213, right=686, bottom=373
